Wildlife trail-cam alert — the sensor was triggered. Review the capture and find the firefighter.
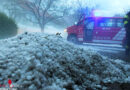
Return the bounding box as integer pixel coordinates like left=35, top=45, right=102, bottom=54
left=124, top=11, right=130, bottom=56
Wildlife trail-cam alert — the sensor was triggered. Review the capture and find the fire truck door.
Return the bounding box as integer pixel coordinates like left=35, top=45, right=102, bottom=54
left=84, top=21, right=94, bottom=41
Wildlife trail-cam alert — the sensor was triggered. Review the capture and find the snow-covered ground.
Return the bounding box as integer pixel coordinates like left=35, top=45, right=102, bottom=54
left=18, top=24, right=126, bottom=56
left=0, top=32, right=129, bottom=90
left=18, top=24, right=67, bottom=38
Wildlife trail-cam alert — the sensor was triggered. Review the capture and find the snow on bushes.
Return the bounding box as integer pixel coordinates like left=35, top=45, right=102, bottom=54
left=0, top=32, right=130, bottom=90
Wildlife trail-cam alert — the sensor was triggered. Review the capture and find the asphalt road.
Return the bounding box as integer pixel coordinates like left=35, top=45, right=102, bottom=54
left=80, top=43, right=130, bottom=62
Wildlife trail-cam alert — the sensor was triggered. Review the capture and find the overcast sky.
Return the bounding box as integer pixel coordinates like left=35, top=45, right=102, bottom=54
left=95, top=0, right=130, bottom=15
left=67, top=0, right=130, bottom=16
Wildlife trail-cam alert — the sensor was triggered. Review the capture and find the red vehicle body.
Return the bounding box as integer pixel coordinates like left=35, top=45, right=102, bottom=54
left=66, top=17, right=126, bottom=45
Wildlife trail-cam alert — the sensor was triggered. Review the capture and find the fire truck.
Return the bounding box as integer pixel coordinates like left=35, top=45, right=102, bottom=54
left=65, top=16, right=126, bottom=45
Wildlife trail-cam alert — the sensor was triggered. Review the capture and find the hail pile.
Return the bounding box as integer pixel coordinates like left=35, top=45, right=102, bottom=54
left=0, top=32, right=130, bottom=90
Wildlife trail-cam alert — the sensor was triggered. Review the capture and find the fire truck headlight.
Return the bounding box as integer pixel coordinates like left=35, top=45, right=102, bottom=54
left=64, top=29, right=67, bottom=32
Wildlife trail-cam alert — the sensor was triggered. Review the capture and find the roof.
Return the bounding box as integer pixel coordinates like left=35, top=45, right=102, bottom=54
left=86, top=16, right=124, bottom=19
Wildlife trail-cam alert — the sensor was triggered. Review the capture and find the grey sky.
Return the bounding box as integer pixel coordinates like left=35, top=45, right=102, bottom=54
left=95, top=0, right=130, bottom=15
left=67, top=0, right=130, bottom=16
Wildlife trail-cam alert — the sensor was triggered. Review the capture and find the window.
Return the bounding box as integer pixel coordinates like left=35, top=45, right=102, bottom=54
left=116, top=19, right=124, bottom=27
left=86, top=22, right=94, bottom=29
left=97, top=18, right=116, bottom=27
left=77, top=21, right=83, bottom=25
left=84, top=18, right=94, bottom=29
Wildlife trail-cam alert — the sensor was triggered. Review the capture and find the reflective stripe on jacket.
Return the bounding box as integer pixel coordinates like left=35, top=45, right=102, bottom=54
left=124, top=15, right=128, bottom=23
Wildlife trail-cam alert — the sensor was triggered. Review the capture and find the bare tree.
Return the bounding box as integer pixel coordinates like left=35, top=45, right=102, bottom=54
left=1, top=0, right=25, bottom=21
left=16, top=0, right=67, bottom=32
left=73, top=0, right=97, bottom=23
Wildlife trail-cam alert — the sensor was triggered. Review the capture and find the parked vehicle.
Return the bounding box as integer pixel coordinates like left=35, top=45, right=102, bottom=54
left=65, top=17, right=126, bottom=45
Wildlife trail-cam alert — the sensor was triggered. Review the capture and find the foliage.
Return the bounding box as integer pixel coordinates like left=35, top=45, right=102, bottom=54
left=0, top=12, right=18, bottom=39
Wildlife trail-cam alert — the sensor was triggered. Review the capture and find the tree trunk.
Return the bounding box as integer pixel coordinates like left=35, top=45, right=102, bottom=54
left=39, top=24, right=45, bottom=32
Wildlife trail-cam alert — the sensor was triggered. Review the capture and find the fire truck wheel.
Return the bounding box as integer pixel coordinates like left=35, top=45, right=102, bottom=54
left=67, top=35, right=78, bottom=44
left=67, top=35, right=82, bottom=44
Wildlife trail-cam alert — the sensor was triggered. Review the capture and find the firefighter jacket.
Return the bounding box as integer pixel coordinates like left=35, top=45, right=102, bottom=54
left=124, top=12, right=130, bottom=47
left=124, top=15, right=130, bottom=28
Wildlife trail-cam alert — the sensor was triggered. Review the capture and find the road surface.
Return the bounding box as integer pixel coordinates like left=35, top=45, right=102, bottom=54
left=79, top=43, right=130, bottom=62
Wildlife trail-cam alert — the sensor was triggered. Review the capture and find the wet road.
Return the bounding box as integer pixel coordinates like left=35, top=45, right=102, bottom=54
left=80, top=43, right=128, bottom=61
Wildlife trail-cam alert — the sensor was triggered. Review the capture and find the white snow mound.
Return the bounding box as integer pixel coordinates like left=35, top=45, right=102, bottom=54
left=0, top=32, right=130, bottom=90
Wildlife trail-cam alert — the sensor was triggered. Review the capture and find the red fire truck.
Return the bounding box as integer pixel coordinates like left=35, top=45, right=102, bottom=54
left=65, top=16, right=126, bottom=45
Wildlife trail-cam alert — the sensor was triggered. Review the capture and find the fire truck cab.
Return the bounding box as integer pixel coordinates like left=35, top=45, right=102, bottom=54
left=66, top=17, right=126, bottom=45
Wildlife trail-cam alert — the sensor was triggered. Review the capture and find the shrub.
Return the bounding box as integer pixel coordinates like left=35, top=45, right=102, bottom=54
left=0, top=12, right=18, bottom=39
